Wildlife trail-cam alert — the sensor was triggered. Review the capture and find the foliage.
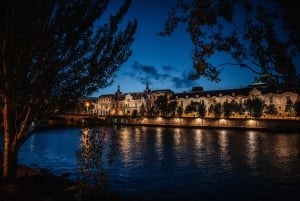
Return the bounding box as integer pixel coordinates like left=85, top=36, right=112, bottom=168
left=222, top=100, right=236, bottom=119
left=131, top=109, right=138, bottom=117
left=154, top=95, right=169, bottom=117
left=159, top=0, right=299, bottom=87
left=76, top=127, right=119, bottom=198
left=265, top=104, right=278, bottom=115
left=140, top=103, right=146, bottom=117
left=294, top=100, right=300, bottom=117
left=235, top=102, right=245, bottom=115
left=209, top=103, right=222, bottom=119
left=184, top=102, right=196, bottom=114
left=168, top=101, right=178, bottom=117
left=184, top=101, right=206, bottom=117
left=285, top=98, right=293, bottom=114
left=198, top=101, right=207, bottom=118
left=177, top=106, right=183, bottom=118
left=0, top=0, right=136, bottom=179
left=245, top=97, right=265, bottom=119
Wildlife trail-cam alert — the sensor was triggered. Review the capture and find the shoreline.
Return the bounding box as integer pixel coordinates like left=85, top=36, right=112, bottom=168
left=105, top=116, right=300, bottom=133
left=122, top=123, right=300, bottom=133
left=0, top=165, right=122, bottom=201
left=42, top=116, right=300, bottom=133
left=0, top=165, right=79, bottom=201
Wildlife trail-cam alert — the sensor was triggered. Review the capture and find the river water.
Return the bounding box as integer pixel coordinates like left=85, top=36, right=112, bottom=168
left=12, top=126, right=300, bottom=200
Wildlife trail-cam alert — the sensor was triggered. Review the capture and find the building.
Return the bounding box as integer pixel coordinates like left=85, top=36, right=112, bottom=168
left=92, top=81, right=300, bottom=118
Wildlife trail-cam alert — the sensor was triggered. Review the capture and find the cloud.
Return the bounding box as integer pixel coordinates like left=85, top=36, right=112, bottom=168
left=128, top=61, right=171, bottom=82
left=161, top=65, right=172, bottom=71
left=125, top=61, right=198, bottom=91
left=171, top=71, right=198, bottom=89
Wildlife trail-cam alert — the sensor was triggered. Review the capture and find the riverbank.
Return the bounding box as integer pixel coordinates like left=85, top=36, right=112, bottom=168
left=117, top=117, right=300, bottom=133
left=0, top=165, right=121, bottom=201
left=0, top=165, right=77, bottom=201
left=47, top=115, right=300, bottom=132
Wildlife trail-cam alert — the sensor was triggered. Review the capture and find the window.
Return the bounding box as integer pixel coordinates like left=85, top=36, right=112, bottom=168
left=269, top=97, right=273, bottom=104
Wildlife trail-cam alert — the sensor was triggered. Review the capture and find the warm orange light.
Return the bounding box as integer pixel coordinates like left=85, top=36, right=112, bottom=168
left=248, top=119, right=256, bottom=126
left=85, top=102, right=90, bottom=112
left=195, top=118, right=201, bottom=122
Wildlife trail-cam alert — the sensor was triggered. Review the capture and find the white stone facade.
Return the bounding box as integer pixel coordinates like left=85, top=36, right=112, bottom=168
left=92, top=84, right=299, bottom=118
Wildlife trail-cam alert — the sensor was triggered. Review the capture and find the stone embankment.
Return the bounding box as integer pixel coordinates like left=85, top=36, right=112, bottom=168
left=119, top=117, right=300, bottom=132
left=46, top=115, right=300, bottom=132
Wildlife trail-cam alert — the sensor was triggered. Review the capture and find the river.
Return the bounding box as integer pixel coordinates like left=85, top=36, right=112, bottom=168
left=10, top=126, right=300, bottom=200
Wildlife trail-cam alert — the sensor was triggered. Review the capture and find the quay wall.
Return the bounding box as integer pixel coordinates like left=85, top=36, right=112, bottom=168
left=47, top=115, right=300, bottom=132
left=122, top=117, right=300, bottom=132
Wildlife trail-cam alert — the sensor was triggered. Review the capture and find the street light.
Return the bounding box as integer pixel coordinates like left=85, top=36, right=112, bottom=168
left=85, top=102, right=90, bottom=113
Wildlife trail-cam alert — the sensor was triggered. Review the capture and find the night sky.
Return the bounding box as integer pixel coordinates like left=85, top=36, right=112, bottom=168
left=93, top=0, right=276, bottom=96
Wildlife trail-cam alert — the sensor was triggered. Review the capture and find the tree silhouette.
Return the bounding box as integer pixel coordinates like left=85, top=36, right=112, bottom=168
left=0, top=0, right=137, bottom=179
left=198, top=101, right=207, bottom=118
left=159, top=0, right=299, bottom=87
left=222, top=100, right=236, bottom=119
left=209, top=102, right=222, bottom=119
left=77, top=127, right=119, bottom=198
left=294, top=100, right=300, bottom=117
left=245, top=97, right=265, bottom=119
left=176, top=106, right=183, bottom=118
left=154, top=95, right=168, bottom=117
left=265, top=104, right=278, bottom=116
left=168, top=101, right=178, bottom=117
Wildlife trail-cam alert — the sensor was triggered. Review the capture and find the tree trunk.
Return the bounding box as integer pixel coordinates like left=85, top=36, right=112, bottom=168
left=3, top=135, right=18, bottom=179
left=2, top=98, right=19, bottom=179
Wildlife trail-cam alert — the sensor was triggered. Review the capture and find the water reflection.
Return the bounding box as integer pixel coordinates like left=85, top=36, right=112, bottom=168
left=120, top=128, right=131, bottom=163
left=275, top=135, right=299, bottom=159
left=218, top=130, right=231, bottom=170
left=17, top=127, right=300, bottom=201
left=193, top=129, right=204, bottom=167
left=246, top=131, right=258, bottom=167
left=154, top=127, right=163, bottom=161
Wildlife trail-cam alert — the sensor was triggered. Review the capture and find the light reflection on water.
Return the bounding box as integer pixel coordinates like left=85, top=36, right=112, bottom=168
left=15, top=126, right=300, bottom=201
left=246, top=131, right=258, bottom=167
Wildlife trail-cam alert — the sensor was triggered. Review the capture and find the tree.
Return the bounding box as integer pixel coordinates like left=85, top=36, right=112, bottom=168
left=245, top=97, right=265, bottom=119
left=154, top=95, right=168, bottom=117
left=168, top=101, right=178, bottom=117
left=140, top=103, right=146, bottom=117
left=285, top=98, right=293, bottom=117
left=0, top=0, right=137, bottom=179
left=209, top=103, right=222, bottom=119
left=184, top=101, right=197, bottom=115
left=176, top=106, right=183, bottom=118
left=294, top=100, right=300, bottom=117
left=160, top=0, right=299, bottom=88
left=131, top=109, right=138, bottom=117
left=222, top=100, right=237, bottom=119
left=265, top=104, right=278, bottom=116
left=77, top=127, right=119, bottom=198
left=198, top=101, right=207, bottom=118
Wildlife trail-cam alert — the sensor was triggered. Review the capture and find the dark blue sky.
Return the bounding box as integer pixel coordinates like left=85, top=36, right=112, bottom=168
left=93, top=0, right=259, bottom=96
